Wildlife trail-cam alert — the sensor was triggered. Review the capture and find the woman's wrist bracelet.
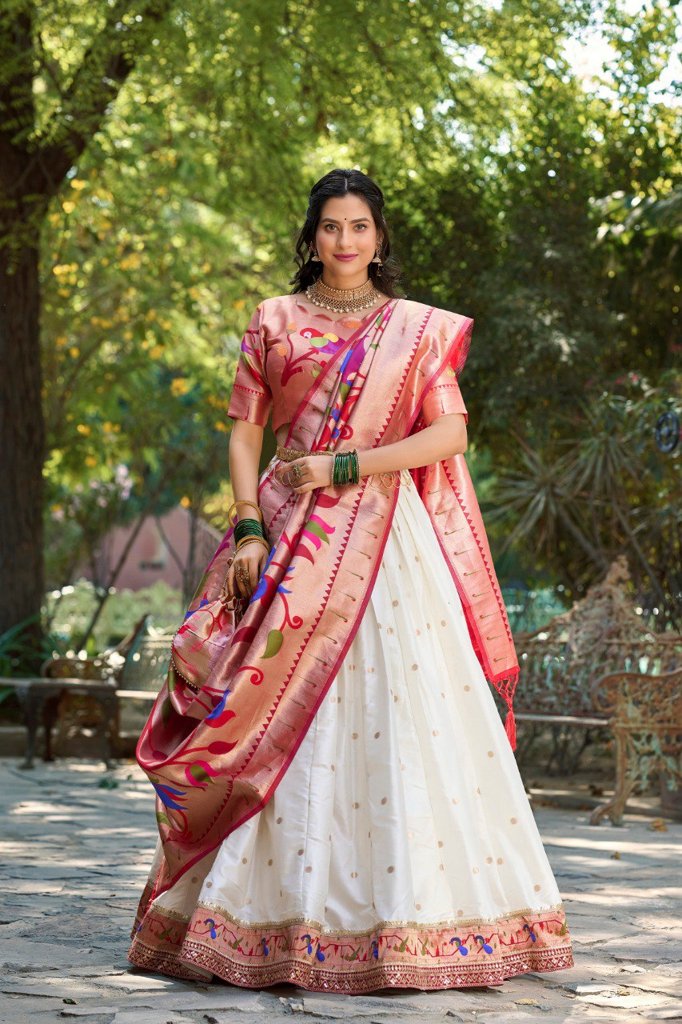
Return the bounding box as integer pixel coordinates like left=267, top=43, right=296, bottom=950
left=332, top=448, right=360, bottom=485
left=228, top=498, right=263, bottom=525
left=235, top=534, right=269, bottom=552
left=234, top=517, right=266, bottom=544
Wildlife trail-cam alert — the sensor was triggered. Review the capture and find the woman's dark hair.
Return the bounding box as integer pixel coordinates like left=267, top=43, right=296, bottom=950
left=289, top=168, right=403, bottom=297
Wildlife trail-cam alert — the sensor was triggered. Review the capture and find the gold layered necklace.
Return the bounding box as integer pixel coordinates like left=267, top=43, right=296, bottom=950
left=304, top=275, right=383, bottom=314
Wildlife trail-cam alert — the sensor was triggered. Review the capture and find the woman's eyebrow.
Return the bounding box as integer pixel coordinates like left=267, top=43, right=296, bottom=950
left=320, top=216, right=371, bottom=224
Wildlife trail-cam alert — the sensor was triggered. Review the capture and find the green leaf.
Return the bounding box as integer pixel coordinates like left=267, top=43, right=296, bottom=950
left=262, top=628, right=283, bottom=659
left=304, top=520, right=330, bottom=543
left=189, top=763, right=212, bottom=784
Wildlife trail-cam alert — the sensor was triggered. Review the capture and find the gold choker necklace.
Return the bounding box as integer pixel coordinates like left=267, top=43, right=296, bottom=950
left=305, top=276, right=383, bottom=313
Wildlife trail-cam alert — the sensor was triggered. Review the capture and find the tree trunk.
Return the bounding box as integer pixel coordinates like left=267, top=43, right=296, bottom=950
left=0, top=229, right=45, bottom=649
left=0, top=0, right=175, bottom=656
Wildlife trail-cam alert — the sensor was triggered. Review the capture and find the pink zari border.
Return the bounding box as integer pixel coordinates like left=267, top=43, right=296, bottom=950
left=128, top=891, right=574, bottom=993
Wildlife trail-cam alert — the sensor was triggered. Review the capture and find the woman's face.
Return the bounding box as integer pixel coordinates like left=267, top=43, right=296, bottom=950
left=312, top=193, right=382, bottom=284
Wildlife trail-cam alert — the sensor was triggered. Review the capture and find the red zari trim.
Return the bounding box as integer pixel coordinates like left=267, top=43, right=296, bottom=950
left=128, top=895, right=574, bottom=994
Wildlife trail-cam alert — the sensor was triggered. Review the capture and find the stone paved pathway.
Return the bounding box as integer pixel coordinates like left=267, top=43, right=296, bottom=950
left=0, top=760, right=680, bottom=1024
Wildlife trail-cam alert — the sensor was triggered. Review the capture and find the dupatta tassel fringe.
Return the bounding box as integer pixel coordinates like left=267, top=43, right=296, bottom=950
left=504, top=705, right=517, bottom=751
left=488, top=666, right=520, bottom=753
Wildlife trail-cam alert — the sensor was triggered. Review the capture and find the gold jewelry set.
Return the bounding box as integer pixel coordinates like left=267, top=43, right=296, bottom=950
left=303, top=274, right=378, bottom=313
left=304, top=276, right=382, bottom=314
left=306, top=244, right=384, bottom=313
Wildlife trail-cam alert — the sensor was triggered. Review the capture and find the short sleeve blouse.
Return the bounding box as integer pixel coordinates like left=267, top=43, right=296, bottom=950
left=225, top=302, right=273, bottom=428
left=226, top=294, right=468, bottom=434
left=227, top=295, right=397, bottom=434
left=420, top=362, right=468, bottom=426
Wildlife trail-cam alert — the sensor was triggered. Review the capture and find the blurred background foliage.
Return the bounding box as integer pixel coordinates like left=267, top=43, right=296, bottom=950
left=1, top=0, right=680, bottom=656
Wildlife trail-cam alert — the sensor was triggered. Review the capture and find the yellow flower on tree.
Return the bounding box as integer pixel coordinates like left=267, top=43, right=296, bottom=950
left=170, top=377, right=191, bottom=397
left=119, top=253, right=142, bottom=271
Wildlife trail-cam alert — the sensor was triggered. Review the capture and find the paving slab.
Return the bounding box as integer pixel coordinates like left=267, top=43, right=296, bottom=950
left=0, top=759, right=681, bottom=1024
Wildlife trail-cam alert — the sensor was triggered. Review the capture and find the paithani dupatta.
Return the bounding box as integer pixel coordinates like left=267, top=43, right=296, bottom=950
left=135, top=297, right=519, bottom=903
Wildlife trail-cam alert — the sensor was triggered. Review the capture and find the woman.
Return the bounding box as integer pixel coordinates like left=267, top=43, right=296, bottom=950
left=128, top=169, right=574, bottom=993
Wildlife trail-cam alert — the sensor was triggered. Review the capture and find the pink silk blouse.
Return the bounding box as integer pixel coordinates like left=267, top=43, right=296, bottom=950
left=226, top=294, right=468, bottom=437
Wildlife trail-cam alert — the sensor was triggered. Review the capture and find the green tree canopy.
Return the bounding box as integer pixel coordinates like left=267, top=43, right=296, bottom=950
left=1, top=0, right=680, bottom=648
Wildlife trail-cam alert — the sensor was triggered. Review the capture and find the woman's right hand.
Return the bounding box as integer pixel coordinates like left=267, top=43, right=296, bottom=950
left=220, top=540, right=269, bottom=605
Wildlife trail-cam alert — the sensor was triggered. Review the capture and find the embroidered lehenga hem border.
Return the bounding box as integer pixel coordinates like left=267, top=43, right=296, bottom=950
left=128, top=893, right=574, bottom=994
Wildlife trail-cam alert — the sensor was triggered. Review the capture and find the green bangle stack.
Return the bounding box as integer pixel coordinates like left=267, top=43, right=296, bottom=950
left=333, top=448, right=360, bottom=485
left=234, top=517, right=267, bottom=550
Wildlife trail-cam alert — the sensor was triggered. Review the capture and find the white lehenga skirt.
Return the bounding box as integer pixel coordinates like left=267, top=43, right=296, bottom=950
left=128, top=470, right=574, bottom=992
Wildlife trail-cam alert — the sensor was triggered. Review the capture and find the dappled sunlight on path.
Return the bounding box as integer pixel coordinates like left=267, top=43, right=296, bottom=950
left=0, top=759, right=681, bottom=1023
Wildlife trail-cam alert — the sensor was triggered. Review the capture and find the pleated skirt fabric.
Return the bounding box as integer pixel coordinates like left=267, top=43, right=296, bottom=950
left=128, top=470, right=574, bottom=992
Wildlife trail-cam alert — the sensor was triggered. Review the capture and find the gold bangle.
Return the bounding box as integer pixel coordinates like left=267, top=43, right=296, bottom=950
left=235, top=535, right=268, bottom=547
left=228, top=498, right=263, bottom=525
left=235, top=534, right=269, bottom=551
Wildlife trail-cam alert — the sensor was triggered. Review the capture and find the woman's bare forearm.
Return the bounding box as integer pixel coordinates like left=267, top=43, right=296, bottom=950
left=356, top=414, right=467, bottom=479
left=228, top=422, right=264, bottom=521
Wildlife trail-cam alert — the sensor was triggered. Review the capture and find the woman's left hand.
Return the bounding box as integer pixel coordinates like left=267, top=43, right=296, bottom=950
left=275, top=455, right=334, bottom=493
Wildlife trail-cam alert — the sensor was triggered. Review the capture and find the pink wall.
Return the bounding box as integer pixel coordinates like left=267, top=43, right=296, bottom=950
left=77, top=506, right=223, bottom=592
